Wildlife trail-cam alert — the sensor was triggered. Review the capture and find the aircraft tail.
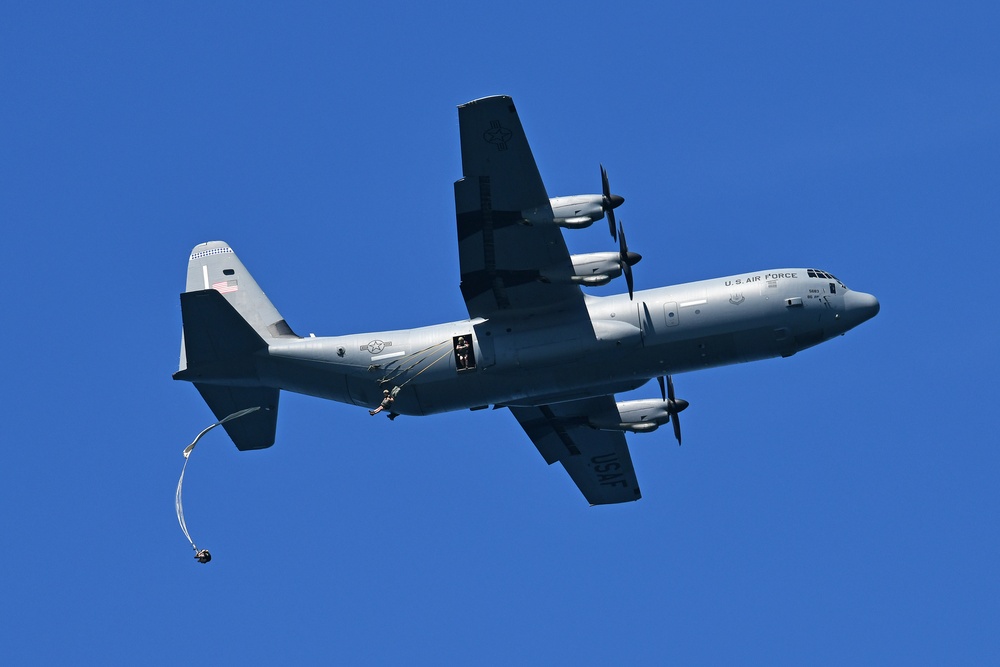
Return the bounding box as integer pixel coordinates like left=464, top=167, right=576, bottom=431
left=180, top=241, right=297, bottom=345
left=175, top=241, right=298, bottom=450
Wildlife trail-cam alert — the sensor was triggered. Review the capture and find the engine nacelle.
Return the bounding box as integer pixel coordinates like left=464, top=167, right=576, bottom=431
left=522, top=195, right=606, bottom=229
left=588, top=398, right=672, bottom=433
left=538, top=252, right=624, bottom=286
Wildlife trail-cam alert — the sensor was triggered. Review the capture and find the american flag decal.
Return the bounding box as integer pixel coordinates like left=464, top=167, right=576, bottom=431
left=212, top=280, right=239, bottom=294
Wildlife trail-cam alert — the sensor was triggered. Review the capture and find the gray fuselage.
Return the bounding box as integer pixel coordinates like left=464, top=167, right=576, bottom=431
left=251, top=268, right=879, bottom=416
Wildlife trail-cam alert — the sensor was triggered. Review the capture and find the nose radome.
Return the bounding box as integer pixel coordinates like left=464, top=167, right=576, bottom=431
left=844, top=290, right=880, bottom=325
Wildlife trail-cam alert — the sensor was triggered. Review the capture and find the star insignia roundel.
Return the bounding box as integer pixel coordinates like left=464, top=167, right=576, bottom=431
left=483, top=120, right=511, bottom=150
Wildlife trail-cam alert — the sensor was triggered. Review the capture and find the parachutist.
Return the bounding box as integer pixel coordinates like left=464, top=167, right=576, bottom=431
left=369, top=389, right=395, bottom=416
left=195, top=549, right=212, bottom=563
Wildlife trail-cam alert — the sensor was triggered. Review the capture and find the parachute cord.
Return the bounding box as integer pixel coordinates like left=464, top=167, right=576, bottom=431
left=399, top=338, right=452, bottom=362
left=376, top=339, right=451, bottom=375
left=379, top=352, right=435, bottom=384
left=394, top=346, right=456, bottom=389
left=377, top=339, right=454, bottom=384
left=175, top=406, right=261, bottom=562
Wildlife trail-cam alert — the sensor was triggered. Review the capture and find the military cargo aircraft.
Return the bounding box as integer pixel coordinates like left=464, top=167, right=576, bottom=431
left=174, top=95, right=879, bottom=505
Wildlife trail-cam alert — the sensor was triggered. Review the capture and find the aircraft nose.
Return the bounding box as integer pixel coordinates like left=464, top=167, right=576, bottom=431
left=843, top=290, right=880, bottom=326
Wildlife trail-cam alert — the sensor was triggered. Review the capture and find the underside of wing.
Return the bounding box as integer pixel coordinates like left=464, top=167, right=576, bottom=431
left=455, top=95, right=586, bottom=319
left=509, top=396, right=642, bottom=505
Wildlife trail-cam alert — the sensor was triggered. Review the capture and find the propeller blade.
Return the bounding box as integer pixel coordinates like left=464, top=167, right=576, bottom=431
left=665, top=376, right=686, bottom=445
left=657, top=376, right=666, bottom=401
left=601, top=164, right=624, bottom=241
left=602, top=165, right=617, bottom=241
left=618, top=222, right=634, bottom=300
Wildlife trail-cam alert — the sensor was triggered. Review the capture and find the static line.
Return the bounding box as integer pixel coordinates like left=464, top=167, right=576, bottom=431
left=175, top=406, right=261, bottom=562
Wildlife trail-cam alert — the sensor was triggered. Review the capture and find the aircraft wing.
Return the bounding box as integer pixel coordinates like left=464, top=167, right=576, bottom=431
left=455, top=95, right=586, bottom=319
left=509, top=397, right=642, bottom=505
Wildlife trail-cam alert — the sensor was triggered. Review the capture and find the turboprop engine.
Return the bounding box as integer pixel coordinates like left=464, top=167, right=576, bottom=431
left=588, top=377, right=689, bottom=445
left=520, top=195, right=612, bottom=229
left=538, top=252, right=640, bottom=287
left=520, top=165, right=625, bottom=236
left=589, top=398, right=678, bottom=433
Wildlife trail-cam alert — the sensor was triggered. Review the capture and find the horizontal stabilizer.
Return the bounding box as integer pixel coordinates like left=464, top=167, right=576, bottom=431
left=176, top=289, right=267, bottom=380
left=195, top=383, right=279, bottom=451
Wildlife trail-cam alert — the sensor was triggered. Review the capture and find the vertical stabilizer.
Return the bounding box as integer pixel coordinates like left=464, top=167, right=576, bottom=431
left=179, top=241, right=298, bottom=373
left=176, top=242, right=292, bottom=451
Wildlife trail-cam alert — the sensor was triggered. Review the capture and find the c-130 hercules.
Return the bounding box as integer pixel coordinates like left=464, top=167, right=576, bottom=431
left=174, top=95, right=879, bottom=505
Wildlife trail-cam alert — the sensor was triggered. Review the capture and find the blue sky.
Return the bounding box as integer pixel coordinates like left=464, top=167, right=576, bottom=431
left=2, top=1, right=998, bottom=664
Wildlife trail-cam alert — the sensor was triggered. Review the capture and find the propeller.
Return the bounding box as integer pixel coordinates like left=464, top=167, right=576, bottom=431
left=601, top=164, right=625, bottom=241
left=657, top=375, right=689, bottom=445
left=618, top=222, right=642, bottom=300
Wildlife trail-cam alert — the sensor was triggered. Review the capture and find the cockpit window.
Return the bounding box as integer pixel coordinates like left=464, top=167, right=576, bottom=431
left=807, top=268, right=836, bottom=280
left=807, top=268, right=847, bottom=290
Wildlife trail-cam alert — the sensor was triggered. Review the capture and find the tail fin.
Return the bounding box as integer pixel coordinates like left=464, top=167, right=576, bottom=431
left=175, top=242, right=296, bottom=450
left=181, top=241, right=297, bottom=349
